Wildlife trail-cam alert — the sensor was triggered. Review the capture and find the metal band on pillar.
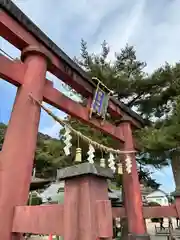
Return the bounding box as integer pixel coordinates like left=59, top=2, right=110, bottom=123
left=21, top=45, right=51, bottom=66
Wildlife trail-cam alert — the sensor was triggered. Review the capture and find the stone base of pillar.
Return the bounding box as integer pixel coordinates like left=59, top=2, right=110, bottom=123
left=128, top=233, right=150, bottom=240
left=173, top=191, right=180, bottom=226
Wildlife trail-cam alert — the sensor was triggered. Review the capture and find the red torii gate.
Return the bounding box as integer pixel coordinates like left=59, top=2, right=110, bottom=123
left=0, top=1, right=179, bottom=240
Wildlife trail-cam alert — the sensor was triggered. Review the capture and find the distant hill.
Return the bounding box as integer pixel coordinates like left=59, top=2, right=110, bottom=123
left=0, top=122, right=68, bottom=178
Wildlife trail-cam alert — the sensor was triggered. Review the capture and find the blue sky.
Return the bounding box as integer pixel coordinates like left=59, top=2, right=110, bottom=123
left=1, top=0, right=180, bottom=192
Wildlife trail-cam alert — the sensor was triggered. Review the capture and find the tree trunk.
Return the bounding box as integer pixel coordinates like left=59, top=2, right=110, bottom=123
left=171, top=153, right=180, bottom=192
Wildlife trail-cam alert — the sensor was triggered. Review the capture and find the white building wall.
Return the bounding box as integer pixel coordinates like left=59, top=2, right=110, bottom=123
left=146, top=190, right=169, bottom=206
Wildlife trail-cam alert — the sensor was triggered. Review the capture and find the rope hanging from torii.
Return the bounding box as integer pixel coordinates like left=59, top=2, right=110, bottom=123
left=29, top=94, right=135, bottom=174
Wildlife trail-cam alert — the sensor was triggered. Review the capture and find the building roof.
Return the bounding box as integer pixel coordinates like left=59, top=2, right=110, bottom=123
left=30, top=177, right=52, bottom=191
left=139, top=184, right=169, bottom=197
left=108, top=188, right=122, bottom=201
left=39, top=182, right=151, bottom=205
left=140, top=184, right=154, bottom=196
left=30, top=178, right=167, bottom=205
left=146, top=189, right=168, bottom=198
left=39, top=181, right=123, bottom=203
left=0, top=0, right=146, bottom=127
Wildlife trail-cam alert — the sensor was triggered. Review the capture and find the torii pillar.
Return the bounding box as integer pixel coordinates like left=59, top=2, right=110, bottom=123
left=0, top=46, right=50, bottom=240
left=120, top=120, right=149, bottom=240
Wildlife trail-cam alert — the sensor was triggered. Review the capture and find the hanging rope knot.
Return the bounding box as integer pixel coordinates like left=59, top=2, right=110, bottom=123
left=28, top=93, right=40, bottom=105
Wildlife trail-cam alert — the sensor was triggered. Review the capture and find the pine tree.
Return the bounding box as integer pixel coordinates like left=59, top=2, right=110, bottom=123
left=136, top=63, right=180, bottom=192
left=63, top=39, right=162, bottom=188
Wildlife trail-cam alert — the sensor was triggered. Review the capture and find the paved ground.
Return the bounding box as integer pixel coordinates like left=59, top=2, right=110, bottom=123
left=146, top=218, right=180, bottom=239
left=28, top=218, right=180, bottom=239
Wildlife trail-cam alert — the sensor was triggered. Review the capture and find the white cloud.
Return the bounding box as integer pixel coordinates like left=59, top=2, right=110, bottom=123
left=10, top=0, right=180, bottom=72
left=38, top=101, right=66, bottom=139
left=0, top=37, right=21, bottom=59
left=89, top=0, right=146, bottom=59
left=40, top=121, right=62, bottom=139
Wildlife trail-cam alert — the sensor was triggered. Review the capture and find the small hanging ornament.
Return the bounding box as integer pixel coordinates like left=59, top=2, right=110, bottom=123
left=125, top=154, right=132, bottom=174
left=87, top=144, right=95, bottom=164
left=108, top=153, right=116, bottom=172
left=100, top=158, right=106, bottom=168
left=100, top=150, right=106, bottom=168
left=75, top=147, right=82, bottom=162
left=75, top=135, right=82, bottom=163
left=63, top=126, right=72, bottom=156
left=117, top=163, right=123, bottom=175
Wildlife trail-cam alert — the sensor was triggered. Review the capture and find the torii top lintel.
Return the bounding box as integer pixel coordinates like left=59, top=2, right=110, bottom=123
left=0, top=0, right=145, bottom=132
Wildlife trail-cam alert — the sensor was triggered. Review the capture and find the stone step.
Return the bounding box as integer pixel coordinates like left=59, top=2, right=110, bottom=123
left=172, top=230, right=180, bottom=236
